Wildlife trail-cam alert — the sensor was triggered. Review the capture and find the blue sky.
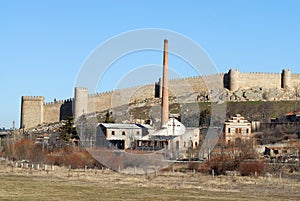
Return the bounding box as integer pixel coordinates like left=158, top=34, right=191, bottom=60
left=1, top=0, right=299, bottom=128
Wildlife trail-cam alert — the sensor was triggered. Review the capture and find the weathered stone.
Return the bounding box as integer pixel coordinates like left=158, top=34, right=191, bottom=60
left=234, top=89, right=244, bottom=99
left=244, top=90, right=263, bottom=101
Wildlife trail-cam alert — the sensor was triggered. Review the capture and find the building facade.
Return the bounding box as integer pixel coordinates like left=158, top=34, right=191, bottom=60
left=224, top=114, right=251, bottom=144
left=97, top=123, right=153, bottom=149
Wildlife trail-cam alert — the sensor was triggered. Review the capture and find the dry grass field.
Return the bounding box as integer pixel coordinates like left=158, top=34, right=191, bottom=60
left=0, top=161, right=299, bottom=201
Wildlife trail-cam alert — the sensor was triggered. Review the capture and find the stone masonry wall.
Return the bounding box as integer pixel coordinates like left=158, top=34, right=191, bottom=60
left=21, top=69, right=300, bottom=128
left=238, top=72, right=282, bottom=89
left=87, top=84, right=155, bottom=114
left=21, top=96, right=44, bottom=129
left=291, top=74, right=300, bottom=88
left=43, top=99, right=73, bottom=123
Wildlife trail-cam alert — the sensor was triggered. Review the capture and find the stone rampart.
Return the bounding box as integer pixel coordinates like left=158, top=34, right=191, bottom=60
left=238, top=72, right=282, bottom=89
left=21, top=69, right=300, bottom=128
left=87, top=84, right=155, bottom=114
left=43, top=99, right=73, bottom=123
left=291, top=74, right=300, bottom=88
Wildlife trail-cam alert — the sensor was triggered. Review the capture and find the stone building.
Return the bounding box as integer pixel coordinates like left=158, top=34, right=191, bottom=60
left=96, top=123, right=153, bottom=149
left=224, top=114, right=251, bottom=144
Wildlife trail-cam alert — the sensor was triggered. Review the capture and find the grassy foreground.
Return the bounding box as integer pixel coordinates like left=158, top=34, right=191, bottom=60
left=0, top=163, right=299, bottom=201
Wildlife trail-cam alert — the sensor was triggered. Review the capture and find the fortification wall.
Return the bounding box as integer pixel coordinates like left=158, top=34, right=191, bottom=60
left=43, top=99, right=73, bottom=123
left=21, top=69, right=300, bottom=128
left=88, top=91, right=112, bottom=114
left=291, top=74, right=300, bottom=88
left=238, top=72, right=282, bottom=89
left=87, top=84, right=155, bottom=113
left=168, top=74, right=225, bottom=97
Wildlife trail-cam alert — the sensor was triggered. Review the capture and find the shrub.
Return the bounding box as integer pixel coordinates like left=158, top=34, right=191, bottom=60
left=238, top=161, right=266, bottom=176
left=46, top=147, right=102, bottom=169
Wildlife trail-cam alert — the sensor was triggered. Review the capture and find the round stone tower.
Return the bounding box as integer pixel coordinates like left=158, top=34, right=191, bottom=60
left=74, top=87, right=88, bottom=120
left=229, top=69, right=239, bottom=91
left=282, top=69, right=291, bottom=89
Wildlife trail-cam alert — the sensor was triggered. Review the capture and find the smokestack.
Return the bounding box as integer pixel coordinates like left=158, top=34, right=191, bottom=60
left=161, top=39, right=169, bottom=127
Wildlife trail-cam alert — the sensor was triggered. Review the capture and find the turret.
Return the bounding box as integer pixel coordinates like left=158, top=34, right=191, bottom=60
left=282, top=69, right=291, bottom=89
left=229, top=69, right=239, bottom=91
left=74, top=87, right=88, bottom=120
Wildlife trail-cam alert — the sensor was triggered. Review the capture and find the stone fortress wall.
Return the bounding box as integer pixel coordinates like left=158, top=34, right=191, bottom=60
left=21, top=96, right=72, bottom=129
left=20, top=69, right=300, bottom=129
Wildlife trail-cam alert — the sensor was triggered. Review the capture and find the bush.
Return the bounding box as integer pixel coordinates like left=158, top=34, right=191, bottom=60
left=46, top=147, right=102, bottom=169
left=238, top=161, right=266, bottom=176
left=208, top=155, right=237, bottom=175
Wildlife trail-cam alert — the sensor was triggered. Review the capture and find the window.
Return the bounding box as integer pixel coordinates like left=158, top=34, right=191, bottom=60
left=228, top=128, right=231, bottom=133
left=235, top=128, right=238, bottom=133
left=122, top=131, right=126, bottom=135
left=136, top=131, right=140, bottom=135
left=239, top=128, right=242, bottom=133
left=246, top=129, right=249, bottom=133
left=111, top=131, right=115, bottom=135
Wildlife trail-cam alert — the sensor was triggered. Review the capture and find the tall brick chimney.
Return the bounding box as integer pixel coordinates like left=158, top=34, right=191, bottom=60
left=161, top=39, right=169, bottom=127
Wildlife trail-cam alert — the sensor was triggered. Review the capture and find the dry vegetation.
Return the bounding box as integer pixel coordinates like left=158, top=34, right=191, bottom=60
left=0, top=161, right=300, bottom=201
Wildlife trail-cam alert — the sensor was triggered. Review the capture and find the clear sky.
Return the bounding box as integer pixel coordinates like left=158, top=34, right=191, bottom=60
left=1, top=0, right=299, bottom=128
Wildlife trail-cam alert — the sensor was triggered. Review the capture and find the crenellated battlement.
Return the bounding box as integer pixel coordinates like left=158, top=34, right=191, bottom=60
left=44, top=98, right=73, bottom=106
left=240, top=72, right=281, bottom=75
left=75, top=87, right=88, bottom=91
left=22, top=96, right=44, bottom=101
left=87, top=83, right=155, bottom=98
